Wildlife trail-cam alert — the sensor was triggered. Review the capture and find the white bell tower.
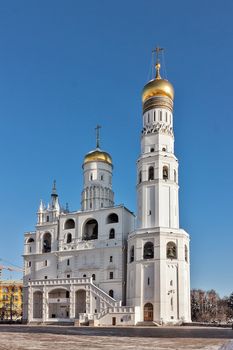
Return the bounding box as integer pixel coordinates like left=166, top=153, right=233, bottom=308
left=127, top=48, right=191, bottom=324
left=81, top=125, right=114, bottom=211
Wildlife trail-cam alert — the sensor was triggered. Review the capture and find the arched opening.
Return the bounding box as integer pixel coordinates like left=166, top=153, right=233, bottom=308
left=75, top=290, right=86, bottom=318
left=148, top=166, right=154, bottom=181
left=163, top=166, right=169, bottom=180
left=185, top=245, right=188, bottom=262
left=48, top=288, right=70, bottom=319
left=130, top=246, right=134, bottom=263
left=109, top=228, right=115, bottom=239
left=109, top=290, right=114, bottom=298
left=27, top=238, right=34, bottom=243
left=144, top=303, right=153, bottom=321
left=64, top=219, right=75, bottom=230
left=66, top=233, right=72, bottom=244
left=106, top=213, right=119, bottom=224
left=83, top=219, right=98, bottom=240
left=92, top=273, right=96, bottom=281
left=42, top=232, right=51, bottom=253
left=33, top=291, right=43, bottom=319
left=167, top=242, right=177, bottom=259
left=143, top=242, right=154, bottom=259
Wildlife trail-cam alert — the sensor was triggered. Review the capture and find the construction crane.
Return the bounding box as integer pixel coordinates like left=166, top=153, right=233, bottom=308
left=0, top=265, right=23, bottom=280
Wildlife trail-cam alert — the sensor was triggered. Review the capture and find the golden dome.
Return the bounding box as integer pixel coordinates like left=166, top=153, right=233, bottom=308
left=142, top=63, right=174, bottom=102
left=84, top=149, right=112, bottom=165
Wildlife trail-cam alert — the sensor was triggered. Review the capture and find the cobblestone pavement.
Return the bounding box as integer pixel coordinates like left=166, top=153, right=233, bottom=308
left=0, top=325, right=232, bottom=350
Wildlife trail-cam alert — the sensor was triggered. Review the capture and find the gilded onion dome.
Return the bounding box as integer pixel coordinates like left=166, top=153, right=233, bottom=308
left=142, top=62, right=174, bottom=103
left=84, top=148, right=112, bottom=166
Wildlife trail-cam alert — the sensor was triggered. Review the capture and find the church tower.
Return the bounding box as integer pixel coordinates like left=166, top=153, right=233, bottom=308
left=81, top=126, right=114, bottom=211
left=127, top=49, right=191, bottom=324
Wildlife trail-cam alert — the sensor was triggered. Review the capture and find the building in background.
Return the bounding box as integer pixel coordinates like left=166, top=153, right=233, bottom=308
left=0, top=280, right=23, bottom=320
left=23, top=50, right=191, bottom=326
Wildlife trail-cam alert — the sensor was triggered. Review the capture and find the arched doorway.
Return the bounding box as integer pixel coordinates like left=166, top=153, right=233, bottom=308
left=75, top=290, right=86, bottom=318
left=144, top=303, right=153, bottom=321
left=48, top=288, right=70, bottom=319
left=33, top=291, right=43, bottom=319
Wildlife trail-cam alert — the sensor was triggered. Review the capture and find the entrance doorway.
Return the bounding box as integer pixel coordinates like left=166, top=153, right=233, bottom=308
left=144, top=303, right=153, bottom=321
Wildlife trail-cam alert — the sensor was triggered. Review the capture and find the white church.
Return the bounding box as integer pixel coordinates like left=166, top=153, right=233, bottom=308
left=23, top=52, right=191, bottom=326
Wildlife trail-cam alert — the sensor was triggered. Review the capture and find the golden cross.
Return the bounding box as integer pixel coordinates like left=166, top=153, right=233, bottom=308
left=152, top=46, right=164, bottom=64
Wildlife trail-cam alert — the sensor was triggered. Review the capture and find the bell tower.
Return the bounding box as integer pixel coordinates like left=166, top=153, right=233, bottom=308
left=127, top=48, right=191, bottom=324
left=81, top=126, right=114, bottom=211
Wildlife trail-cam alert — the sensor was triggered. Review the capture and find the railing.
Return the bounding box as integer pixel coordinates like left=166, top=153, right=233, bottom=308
left=90, top=283, right=121, bottom=308
left=29, top=277, right=92, bottom=286
left=98, top=306, right=134, bottom=319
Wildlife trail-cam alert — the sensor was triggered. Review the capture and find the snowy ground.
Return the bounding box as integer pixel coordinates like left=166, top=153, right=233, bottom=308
left=0, top=325, right=232, bottom=350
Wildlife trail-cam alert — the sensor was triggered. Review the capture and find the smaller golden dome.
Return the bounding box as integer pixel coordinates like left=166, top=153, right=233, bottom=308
left=142, top=62, right=174, bottom=102
left=84, top=149, right=112, bottom=165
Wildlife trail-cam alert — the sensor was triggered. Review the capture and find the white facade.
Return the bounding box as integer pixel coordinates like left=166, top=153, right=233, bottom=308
left=23, top=57, right=191, bottom=326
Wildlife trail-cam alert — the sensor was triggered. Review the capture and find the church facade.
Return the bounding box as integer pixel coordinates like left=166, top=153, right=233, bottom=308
left=23, top=55, right=191, bottom=326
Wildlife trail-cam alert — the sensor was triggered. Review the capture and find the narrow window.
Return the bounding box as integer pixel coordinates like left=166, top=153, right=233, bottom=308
left=66, top=291, right=70, bottom=298
left=185, top=245, right=188, bottom=262
left=45, top=260, right=47, bottom=267
left=100, top=174, right=104, bottom=181
left=160, top=111, right=162, bottom=121
left=130, top=246, right=134, bottom=263
left=109, top=228, right=115, bottom=239
left=92, top=273, right=96, bottom=281
left=153, top=111, right=156, bottom=121
left=67, top=233, right=72, bottom=244
left=67, top=274, right=70, bottom=278
left=110, top=256, right=113, bottom=262
left=148, top=113, right=150, bottom=123
left=171, top=297, right=173, bottom=311
left=109, top=290, right=114, bottom=298
left=44, top=276, right=47, bottom=279
left=139, top=171, right=142, bottom=184
left=90, top=202, right=92, bottom=209
left=46, top=216, right=49, bottom=222
left=90, top=173, right=93, bottom=181
left=83, top=274, right=86, bottom=277
left=174, top=170, right=177, bottom=183
left=148, top=167, right=154, bottom=181
left=29, top=247, right=32, bottom=253
left=163, top=166, right=169, bottom=180
left=147, top=277, right=150, bottom=286
left=67, top=259, right=70, bottom=266
left=150, top=148, right=154, bottom=152
left=109, top=272, right=113, bottom=279
left=101, top=203, right=103, bottom=208
left=28, top=261, right=31, bottom=267
left=170, top=280, right=173, bottom=286
left=166, top=112, right=168, bottom=122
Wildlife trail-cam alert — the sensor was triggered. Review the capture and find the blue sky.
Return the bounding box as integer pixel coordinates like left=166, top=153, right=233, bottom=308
left=0, top=0, right=232, bottom=297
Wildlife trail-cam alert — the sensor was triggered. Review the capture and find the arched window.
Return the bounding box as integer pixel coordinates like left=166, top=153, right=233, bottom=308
left=92, top=274, right=96, bottom=281
left=106, top=213, right=119, bottom=224
left=139, top=171, right=142, bottom=184
left=83, top=219, right=98, bottom=240
left=148, top=166, right=154, bottom=181
left=185, top=245, right=188, bottom=262
left=174, top=170, right=177, bottom=183
left=143, top=242, right=154, bottom=259
left=27, top=238, right=34, bottom=243
left=167, top=242, right=177, bottom=259
left=64, top=219, right=75, bottom=230
left=109, top=290, right=114, bottom=298
left=109, top=228, right=115, bottom=239
left=42, top=232, right=51, bottom=253
left=130, top=246, right=134, bottom=262
left=66, top=233, right=72, bottom=244
left=163, top=166, right=169, bottom=180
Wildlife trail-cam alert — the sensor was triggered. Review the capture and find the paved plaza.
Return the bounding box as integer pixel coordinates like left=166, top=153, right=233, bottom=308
left=0, top=325, right=233, bottom=350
